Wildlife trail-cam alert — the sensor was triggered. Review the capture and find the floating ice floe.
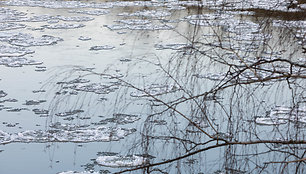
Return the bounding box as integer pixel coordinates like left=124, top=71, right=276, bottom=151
left=118, top=10, right=171, bottom=18
left=57, top=78, right=90, bottom=85
left=96, top=155, right=147, bottom=167
left=0, top=45, right=34, bottom=57
left=32, top=109, right=49, bottom=115
left=35, top=66, right=46, bottom=72
left=49, top=122, right=89, bottom=131
left=69, top=9, right=110, bottom=16
left=89, top=45, right=115, bottom=51
left=55, top=109, right=84, bottom=117
left=155, top=43, right=193, bottom=50
left=130, top=84, right=180, bottom=97
left=0, top=90, right=7, bottom=98
left=11, top=35, right=63, bottom=47
left=0, top=56, right=42, bottom=67
left=255, top=106, right=306, bottom=125
left=23, top=100, right=46, bottom=105
left=0, top=126, right=136, bottom=144
left=0, top=98, right=17, bottom=103
left=78, top=36, right=91, bottom=41
left=115, top=19, right=151, bottom=25
left=57, top=16, right=94, bottom=22
left=0, top=7, right=27, bottom=22
left=6, top=108, right=28, bottom=112
left=43, top=23, right=85, bottom=29
left=255, top=117, right=287, bottom=125
left=97, top=113, right=140, bottom=125
left=105, top=24, right=174, bottom=31
left=58, top=171, right=99, bottom=174
left=32, top=89, right=46, bottom=93
left=0, top=23, right=26, bottom=31
left=0, top=32, right=63, bottom=47
left=70, top=83, right=119, bottom=94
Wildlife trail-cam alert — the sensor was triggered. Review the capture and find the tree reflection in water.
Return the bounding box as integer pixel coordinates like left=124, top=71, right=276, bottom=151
left=47, top=2, right=305, bottom=174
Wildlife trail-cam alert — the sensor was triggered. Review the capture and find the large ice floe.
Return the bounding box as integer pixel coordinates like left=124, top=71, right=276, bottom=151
left=0, top=45, right=34, bottom=57
left=255, top=106, right=306, bottom=126
left=0, top=32, right=63, bottom=47
left=69, top=82, right=120, bottom=95
left=0, top=125, right=136, bottom=144
left=0, top=23, right=26, bottom=31
left=96, top=155, right=148, bottom=167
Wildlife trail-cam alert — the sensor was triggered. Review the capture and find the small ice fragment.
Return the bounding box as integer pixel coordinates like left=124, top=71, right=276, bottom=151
left=24, top=100, right=46, bottom=105
left=0, top=90, right=7, bottom=98
left=78, top=36, right=91, bottom=41
left=90, top=45, right=115, bottom=51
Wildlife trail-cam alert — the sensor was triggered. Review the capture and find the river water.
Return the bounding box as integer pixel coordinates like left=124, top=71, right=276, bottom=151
left=0, top=0, right=305, bottom=174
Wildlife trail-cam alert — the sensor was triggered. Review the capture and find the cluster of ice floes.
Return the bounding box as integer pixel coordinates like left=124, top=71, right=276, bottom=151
left=0, top=31, right=63, bottom=67
left=0, top=45, right=34, bottom=57
left=130, top=84, right=180, bottom=97
left=0, top=125, right=136, bottom=144
left=96, top=155, right=148, bottom=167
left=0, top=23, right=26, bottom=31
left=106, top=23, right=174, bottom=31
left=0, top=56, right=43, bottom=67
left=0, top=32, right=63, bottom=47
left=42, top=23, right=85, bottom=29
left=57, top=78, right=90, bottom=85
left=69, top=9, right=110, bottom=16
left=70, top=83, right=120, bottom=95
left=255, top=106, right=306, bottom=125
left=118, top=10, right=171, bottom=18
